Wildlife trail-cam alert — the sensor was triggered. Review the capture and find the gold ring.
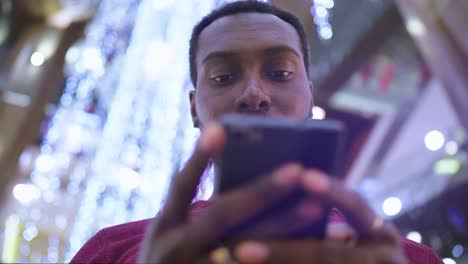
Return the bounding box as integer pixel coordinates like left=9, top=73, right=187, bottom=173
left=210, top=246, right=238, bottom=264
left=371, top=217, right=384, bottom=232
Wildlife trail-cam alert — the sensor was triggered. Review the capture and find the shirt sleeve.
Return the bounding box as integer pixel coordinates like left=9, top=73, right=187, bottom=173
left=69, top=230, right=109, bottom=264
left=403, top=238, right=444, bottom=264
left=429, top=249, right=444, bottom=264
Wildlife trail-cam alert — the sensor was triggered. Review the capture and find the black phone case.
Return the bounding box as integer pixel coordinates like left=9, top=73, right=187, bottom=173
left=218, top=114, right=346, bottom=240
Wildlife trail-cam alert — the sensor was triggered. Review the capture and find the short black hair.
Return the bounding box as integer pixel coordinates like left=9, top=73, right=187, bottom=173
left=189, top=1, right=310, bottom=87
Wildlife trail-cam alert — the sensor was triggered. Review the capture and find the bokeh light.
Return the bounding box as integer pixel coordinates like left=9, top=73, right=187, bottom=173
left=406, top=231, right=422, bottom=243
left=30, top=52, right=45, bottom=67
left=312, top=106, right=326, bottom=120
left=425, top=130, right=445, bottom=151
left=382, top=197, right=402, bottom=216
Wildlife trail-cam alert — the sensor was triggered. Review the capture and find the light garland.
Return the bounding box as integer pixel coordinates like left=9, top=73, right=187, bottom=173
left=311, top=0, right=335, bottom=40
left=4, top=0, right=140, bottom=262
left=65, top=0, right=219, bottom=260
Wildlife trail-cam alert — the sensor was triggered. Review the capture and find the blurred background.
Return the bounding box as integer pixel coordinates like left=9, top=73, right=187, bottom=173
left=0, top=0, right=466, bottom=263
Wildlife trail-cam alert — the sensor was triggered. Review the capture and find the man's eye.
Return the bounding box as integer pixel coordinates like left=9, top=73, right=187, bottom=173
left=210, top=74, right=233, bottom=84
left=268, top=70, right=293, bottom=80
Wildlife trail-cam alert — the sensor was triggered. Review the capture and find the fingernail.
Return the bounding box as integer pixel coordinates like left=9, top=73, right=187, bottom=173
left=273, top=163, right=302, bottom=187
left=304, top=171, right=330, bottom=194
left=234, top=241, right=269, bottom=262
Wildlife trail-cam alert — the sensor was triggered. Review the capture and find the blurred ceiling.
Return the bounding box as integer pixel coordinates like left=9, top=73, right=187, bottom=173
left=271, top=1, right=468, bottom=229
left=0, top=0, right=97, bottom=69
left=271, top=0, right=414, bottom=170
left=272, top=0, right=423, bottom=114
left=16, top=0, right=98, bottom=21
left=16, top=0, right=63, bottom=17
left=0, top=1, right=13, bottom=45
left=0, top=0, right=89, bottom=199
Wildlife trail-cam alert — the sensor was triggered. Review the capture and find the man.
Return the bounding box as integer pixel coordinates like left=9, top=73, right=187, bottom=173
left=71, top=1, right=442, bottom=263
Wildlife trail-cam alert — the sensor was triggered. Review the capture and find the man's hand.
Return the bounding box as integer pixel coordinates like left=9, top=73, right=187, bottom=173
left=137, top=123, right=308, bottom=263
left=138, top=123, right=407, bottom=264
left=233, top=171, right=407, bottom=264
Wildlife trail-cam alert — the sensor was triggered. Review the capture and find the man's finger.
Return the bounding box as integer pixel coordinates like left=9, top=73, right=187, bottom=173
left=302, top=171, right=400, bottom=242
left=326, top=222, right=357, bottom=245
left=182, top=163, right=304, bottom=252
left=234, top=240, right=376, bottom=264
left=228, top=198, right=323, bottom=240
left=157, top=122, right=226, bottom=231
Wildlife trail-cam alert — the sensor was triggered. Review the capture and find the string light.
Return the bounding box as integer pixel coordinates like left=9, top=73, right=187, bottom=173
left=445, top=141, right=459, bottom=155
left=312, top=106, right=326, bottom=120
left=442, top=258, right=457, bottom=264
left=13, top=184, right=41, bottom=205
left=382, top=197, right=402, bottom=216
left=310, top=0, right=334, bottom=40
left=22, top=223, right=38, bottom=242
left=64, top=0, right=218, bottom=260
left=405, top=16, right=426, bottom=37
left=30, top=52, right=45, bottom=67
left=452, top=244, right=463, bottom=258
left=5, top=0, right=144, bottom=262
left=406, top=231, right=422, bottom=243
left=425, top=130, right=445, bottom=151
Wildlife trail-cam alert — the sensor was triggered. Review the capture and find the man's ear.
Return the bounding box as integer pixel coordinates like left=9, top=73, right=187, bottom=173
left=189, top=90, right=199, bottom=128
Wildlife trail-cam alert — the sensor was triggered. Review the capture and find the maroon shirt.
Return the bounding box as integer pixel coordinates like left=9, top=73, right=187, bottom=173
left=71, top=201, right=442, bottom=264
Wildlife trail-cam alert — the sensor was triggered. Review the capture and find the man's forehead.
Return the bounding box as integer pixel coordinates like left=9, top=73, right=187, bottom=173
left=197, top=12, right=303, bottom=61
left=206, top=12, right=290, bottom=31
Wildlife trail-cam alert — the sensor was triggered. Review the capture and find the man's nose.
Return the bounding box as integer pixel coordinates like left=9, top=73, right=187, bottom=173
left=235, top=78, right=271, bottom=113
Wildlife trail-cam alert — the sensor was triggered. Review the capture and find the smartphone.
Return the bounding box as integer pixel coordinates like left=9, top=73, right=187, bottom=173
left=217, top=114, right=346, bottom=239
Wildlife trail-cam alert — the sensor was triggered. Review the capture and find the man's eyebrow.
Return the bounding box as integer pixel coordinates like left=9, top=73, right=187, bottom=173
left=201, top=45, right=301, bottom=65
left=262, top=45, right=301, bottom=58
left=201, top=51, right=238, bottom=65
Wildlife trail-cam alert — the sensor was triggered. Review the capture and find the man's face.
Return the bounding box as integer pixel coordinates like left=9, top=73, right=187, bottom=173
left=191, top=13, right=313, bottom=127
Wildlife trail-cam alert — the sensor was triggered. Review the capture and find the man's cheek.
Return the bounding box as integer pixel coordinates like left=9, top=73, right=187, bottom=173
left=196, top=103, right=225, bottom=123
